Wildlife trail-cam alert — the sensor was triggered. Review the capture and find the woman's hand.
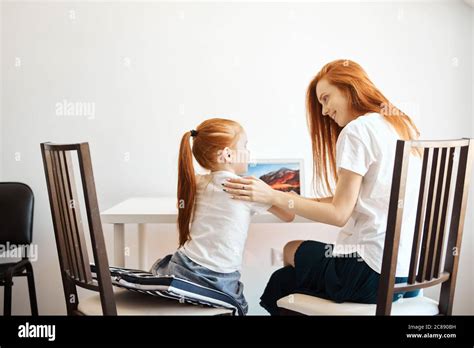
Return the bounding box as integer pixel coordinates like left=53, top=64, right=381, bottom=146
left=222, top=176, right=276, bottom=205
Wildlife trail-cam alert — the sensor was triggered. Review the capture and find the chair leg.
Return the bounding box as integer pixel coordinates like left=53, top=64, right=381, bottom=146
left=25, top=262, right=39, bottom=316
left=3, top=278, right=13, bottom=316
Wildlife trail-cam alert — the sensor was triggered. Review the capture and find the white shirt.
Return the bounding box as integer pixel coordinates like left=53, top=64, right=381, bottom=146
left=334, top=112, right=421, bottom=277
left=181, top=170, right=271, bottom=273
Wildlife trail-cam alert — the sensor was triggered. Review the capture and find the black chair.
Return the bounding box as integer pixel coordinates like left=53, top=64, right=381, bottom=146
left=0, top=182, right=38, bottom=316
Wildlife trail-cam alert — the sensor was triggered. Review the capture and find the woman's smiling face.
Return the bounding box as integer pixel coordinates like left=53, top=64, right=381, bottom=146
left=316, top=78, right=357, bottom=127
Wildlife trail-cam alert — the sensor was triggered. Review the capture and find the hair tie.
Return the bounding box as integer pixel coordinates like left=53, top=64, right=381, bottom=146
left=190, top=129, right=198, bottom=137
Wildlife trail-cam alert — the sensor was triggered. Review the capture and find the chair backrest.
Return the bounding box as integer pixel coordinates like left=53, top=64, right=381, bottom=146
left=40, top=142, right=117, bottom=315
left=377, top=138, right=473, bottom=315
left=0, top=182, right=34, bottom=246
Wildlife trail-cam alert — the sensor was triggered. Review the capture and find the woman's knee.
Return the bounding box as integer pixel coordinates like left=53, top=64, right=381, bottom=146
left=264, top=265, right=297, bottom=295
left=283, top=240, right=304, bottom=267
left=260, top=266, right=294, bottom=315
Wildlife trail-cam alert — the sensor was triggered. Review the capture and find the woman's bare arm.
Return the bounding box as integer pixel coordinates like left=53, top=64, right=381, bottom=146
left=304, top=196, right=333, bottom=203
left=224, top=169, right=362, bottom=227
left=267, top=205, right=295, bottom=222
left=223, top=169, right=361, bottom=227
left=271, top=169, right=362, bottom=226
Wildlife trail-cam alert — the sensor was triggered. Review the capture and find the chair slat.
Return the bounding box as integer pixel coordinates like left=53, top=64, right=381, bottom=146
left=56, top=150, right=82, bottom=279
left=60, top=151, right=93, bottom=283
left=408, top=148, right=430, bottom=284
left=426, top=147, right=447, bottom=280
left=50, top=150, right=76, bottom=277
left=434, top=147, right=455, bottom=277
left=42, top=149, right=71, bottom=273
left=64, top=152, right=93, bottom=283
left=58, top=151, right=85, bottom=281
left=417, top=148, right=439, bottom=282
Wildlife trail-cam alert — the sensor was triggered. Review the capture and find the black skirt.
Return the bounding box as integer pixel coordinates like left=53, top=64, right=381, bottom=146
left=260, top=240, right=418, bottom=315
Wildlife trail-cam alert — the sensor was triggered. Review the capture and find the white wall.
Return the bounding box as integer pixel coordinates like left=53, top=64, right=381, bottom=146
left=0, top=0, right=472, bottom=315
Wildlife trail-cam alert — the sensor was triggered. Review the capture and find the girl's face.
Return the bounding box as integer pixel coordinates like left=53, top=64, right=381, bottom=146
left=231, top=131, right=250, bottom=174
left=220, top=130, right=250, bottom=175
left=316, top=78, right=357, bottom=127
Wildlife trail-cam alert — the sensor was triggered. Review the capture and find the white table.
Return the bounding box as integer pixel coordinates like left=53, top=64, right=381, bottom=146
left=101, top=197, right=314, bottom=269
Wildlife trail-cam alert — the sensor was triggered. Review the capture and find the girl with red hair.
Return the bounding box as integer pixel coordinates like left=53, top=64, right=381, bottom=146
left=223, top=60, right=422, bottom=315
left=150, top=118, right=294, bottom=314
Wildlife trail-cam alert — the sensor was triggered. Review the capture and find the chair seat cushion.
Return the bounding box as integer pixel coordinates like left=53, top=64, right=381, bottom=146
left=78, top=288, right=233, bottom=315
left=277, top=293, right=439, bottom=315
left=91, top=265, right=243, bottom=315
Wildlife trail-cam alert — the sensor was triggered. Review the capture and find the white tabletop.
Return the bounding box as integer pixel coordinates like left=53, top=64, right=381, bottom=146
left=100, top=197, right=314, bottom=224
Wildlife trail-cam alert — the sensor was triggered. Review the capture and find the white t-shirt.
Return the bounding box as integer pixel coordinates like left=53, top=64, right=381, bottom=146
left=181, top=170, right=271, bottom=273
left=334, top=112, right=421, bottom=277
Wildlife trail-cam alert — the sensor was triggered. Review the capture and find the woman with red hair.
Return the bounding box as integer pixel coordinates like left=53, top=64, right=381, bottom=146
left=223, top=59, right=422, bottom=315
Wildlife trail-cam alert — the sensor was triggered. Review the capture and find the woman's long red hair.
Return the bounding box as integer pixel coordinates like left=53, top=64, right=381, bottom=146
left=306, top=59, right=421, bottom=195
left=177, top=118, right=242, bottom=247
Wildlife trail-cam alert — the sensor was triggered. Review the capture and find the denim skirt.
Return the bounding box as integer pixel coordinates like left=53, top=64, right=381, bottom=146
left=150, top=250, right=248, bottom=314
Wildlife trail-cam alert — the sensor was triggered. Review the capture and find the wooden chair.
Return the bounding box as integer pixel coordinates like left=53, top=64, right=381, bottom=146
left=277, top=138, right=473, bottom=315
left=40, top=142, right=232, bottom=315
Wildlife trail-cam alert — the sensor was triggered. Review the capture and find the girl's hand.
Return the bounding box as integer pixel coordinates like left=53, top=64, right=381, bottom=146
left=222, top=176, right=276, bottom=205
